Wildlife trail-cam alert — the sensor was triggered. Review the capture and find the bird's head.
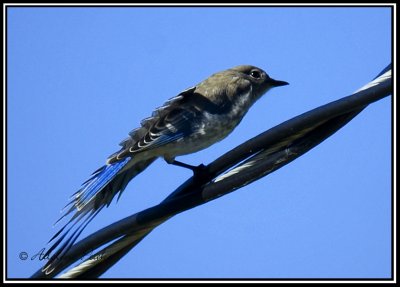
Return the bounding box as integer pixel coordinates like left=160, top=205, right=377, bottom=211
left=229, top=65, right=288, bottom=102
left=193, top=65, right=288, bottom=116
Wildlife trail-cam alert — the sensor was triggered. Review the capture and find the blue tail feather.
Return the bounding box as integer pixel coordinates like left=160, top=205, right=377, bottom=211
left=43, top=157, right=131, bottom=274
left=75, top=158, right=131, bottom=210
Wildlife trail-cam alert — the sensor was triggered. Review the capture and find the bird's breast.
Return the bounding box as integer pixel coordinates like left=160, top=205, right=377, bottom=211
left=157, top=92, right=253, bottom=159
left=161, top=112, right=241, bottom=158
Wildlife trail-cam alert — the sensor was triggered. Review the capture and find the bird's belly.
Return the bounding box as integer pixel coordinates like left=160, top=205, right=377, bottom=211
left=161, top=113, right=240, bottom=158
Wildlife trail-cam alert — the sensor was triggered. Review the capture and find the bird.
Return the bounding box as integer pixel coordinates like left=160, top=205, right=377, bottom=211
left=42, top=64, right=288, bottom=274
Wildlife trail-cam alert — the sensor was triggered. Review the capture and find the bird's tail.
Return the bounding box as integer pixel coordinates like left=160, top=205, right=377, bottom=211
left=42, top=156, right=157, bottom=275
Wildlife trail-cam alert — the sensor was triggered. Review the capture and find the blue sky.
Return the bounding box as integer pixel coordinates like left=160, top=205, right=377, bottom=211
left=7, top=6, right=392, bottom=279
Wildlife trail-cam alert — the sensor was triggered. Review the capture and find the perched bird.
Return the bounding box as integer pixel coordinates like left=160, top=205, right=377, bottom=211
left=42, top=65, right=288, bottom=274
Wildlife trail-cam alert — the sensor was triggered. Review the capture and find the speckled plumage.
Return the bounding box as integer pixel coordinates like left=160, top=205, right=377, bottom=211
left=42, top=65, right=288, bottom=274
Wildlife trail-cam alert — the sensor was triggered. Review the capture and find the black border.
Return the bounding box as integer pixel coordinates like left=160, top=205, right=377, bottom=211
left=3, top=3, right=395, bottom=282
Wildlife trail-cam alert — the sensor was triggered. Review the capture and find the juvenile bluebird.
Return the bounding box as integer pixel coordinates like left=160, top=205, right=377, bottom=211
left=43, top=65, right=288, bottom=274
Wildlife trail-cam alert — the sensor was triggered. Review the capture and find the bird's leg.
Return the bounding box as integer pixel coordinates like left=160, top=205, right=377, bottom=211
left=168, top=159, right=199, bottom=170
left=165, top=158, right=207, bottom=176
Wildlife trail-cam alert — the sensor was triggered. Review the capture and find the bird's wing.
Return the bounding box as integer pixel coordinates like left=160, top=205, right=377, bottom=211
left=107, top=86, right=204, bottom=163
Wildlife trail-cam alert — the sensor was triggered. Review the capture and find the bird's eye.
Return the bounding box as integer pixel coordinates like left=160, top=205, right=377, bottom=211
left=250, top=70, right=261, bottom=79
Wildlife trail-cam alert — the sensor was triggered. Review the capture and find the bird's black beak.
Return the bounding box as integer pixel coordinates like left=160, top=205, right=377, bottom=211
left=268, top=78, right=289, bottom=87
